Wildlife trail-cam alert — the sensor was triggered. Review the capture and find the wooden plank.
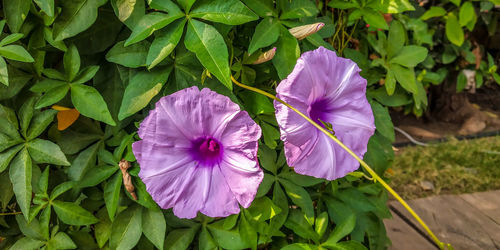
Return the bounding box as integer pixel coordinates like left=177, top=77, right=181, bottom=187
left=390, top=194, right=500, bottom=250
left=384, top=210, right=437, bottom=250
left=460, top=190, right=500, bottom=225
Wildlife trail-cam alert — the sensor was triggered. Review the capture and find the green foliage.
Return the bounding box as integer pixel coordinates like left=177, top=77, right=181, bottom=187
left=0, top=0, right=498, bottom=249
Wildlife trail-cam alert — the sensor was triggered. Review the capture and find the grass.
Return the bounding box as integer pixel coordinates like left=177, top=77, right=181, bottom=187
left=388, top=136, right=500, bottom=200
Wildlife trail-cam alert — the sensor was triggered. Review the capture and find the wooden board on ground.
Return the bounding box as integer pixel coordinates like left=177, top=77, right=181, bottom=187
left=460, top=190, right=500, bottom=225
left=389, top=191, right=500, bottom=250
left=384, top=210, right=437, bottom=250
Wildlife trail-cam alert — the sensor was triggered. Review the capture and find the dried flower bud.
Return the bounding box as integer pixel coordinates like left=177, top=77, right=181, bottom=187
left=252, top=47, right=277, bottom=64
left=289, top=23, right=325, bottom=40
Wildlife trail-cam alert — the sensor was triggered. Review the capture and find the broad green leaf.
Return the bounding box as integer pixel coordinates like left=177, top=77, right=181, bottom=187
left=327, top=241, right=367, bottom=250
left=279, top=178, right=315, bottom=225
left=456, top=71, right=467, bottom=92
left=64, top=44, right=80, bottom=82
left=384, top=70, right=396, bottom=95
left=53, top=0, right=108, bottom=41
left=208, top=220, right=249, bottom=249
left=323, top=214, right=356, bottom=246
left=370, top=101, right=395, bottom=142
left=111, top=0, right=145, bottom=28
left=27, top=139, right=70, bottom=166
left=165, top=227, right=198, bottom=250
left=272, top=27, right=300, bottom=79
left=0, top=33, right=24, bottom=47
left=198, top=226, right=217, bottom=250
left=0, top=57, right=8, bottom=85
left=19, top=98, right=36, bottom=138
left=258, top=143, right=278, bottom=174
left=118, top=66, right=172, bottom=120
left=280, top=0, right=319, bottom=20
left=124, top=12, right=184, bottom=46
left=9, top=237, right=45, bottom=250
left=390, top=63, right=417, bottom=94
left=241, top=0, right=276, bottom=17
left=106, top=40, right=149, bottom=68
left=315, top=212, right=328, bottom=238
left=420, top=6, right=446, bottom=20
left=279, top=170, right=324, bottom=187
left=50, top=181, right=75, bottom=200
left=47, top=232, right=76, bottom=249
left=281, top=243, right=318, bottom=250
left=43, top=27, right=68, bottom=51
left=0, top=45, right=34, bottom=62
left=0, top=65, right=32, bottom=99
left=148, top=0, right=182, bottom=14
left=261, top=121, right=280, bottom=149
left=387, top=20, right=405, bottom=59
left=380, top=0, right=414, bottom=13
left=70, top=83, right=116, bottom=125
left=26, top=110, right=57, bottom=140
left=142, top=208, right=166, bottom=250
left=147, top=19, right=186, bottom=69
left=79, top=165, right=117, bottom=188
left=110, top=206, right=143, bottom=250
left=361, top=9, right=389, bottom=30
left=42, top=69, right=67, bottom=81
left=450, top=0, right=461, bottom=6
left=9, top=148, right=32, bottom=220
left=35, top=85, right=70, bottom=108
left=190, top=0, right=259, bottom=25
left=72, top=66, right=100, bottom=85
left=68, top=143, right=99, bottom=181
left=3, top=0, right=30, bottom=32
left=459, top=2, right=475, bottom=27
left=184, top=19, right=231, bottom=89
left=0, top=144, right=23, bottom=173
left=104, top=172, right=122, bottom=221
left=15, top=214, right=44, bottom=240
left=247, top=196, right=282, bottom=222
left=390, top=46, right=428, bottom=67
left=248, top=17, right=280, bottom=54
left=95, top=208, right=112, bottom=248
left=239, top=212, right=257, bottom=249
left=34, top=0, right=55, bottom=17
left=328, top=0, right=359, bottom=9
left=284, top=209, right=319, bottom=242
left=363, top=132, right=394, bottom=174
left=52, top=200, right=99, bottom=225
left=445, top=13, right=464, bottom=46
left=176, top=0, right=197, bottom=12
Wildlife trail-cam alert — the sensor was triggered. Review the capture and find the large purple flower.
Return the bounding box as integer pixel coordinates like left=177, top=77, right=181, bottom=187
left=132, top=87, right=263, bottom=219
left=274, top=47, right=375, bottom=180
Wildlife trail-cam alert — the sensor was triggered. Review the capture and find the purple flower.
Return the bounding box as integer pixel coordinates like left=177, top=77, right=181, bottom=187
left=132, top=87, right=263, bottom=219
left=274, top=47, right=375, bottom=180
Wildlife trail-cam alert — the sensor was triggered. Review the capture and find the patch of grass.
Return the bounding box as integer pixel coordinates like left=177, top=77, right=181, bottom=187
left=388, top=136, right=500, bottom=200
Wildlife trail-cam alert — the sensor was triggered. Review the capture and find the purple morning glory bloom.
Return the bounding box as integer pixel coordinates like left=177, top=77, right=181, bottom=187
left=132, top=87, right=263, bottom=219
left=274, top=47, right=375, bottom=180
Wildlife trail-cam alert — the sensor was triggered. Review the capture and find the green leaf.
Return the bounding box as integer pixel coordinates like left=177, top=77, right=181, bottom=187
left=147, top=20, right=185, bottom=69
left=272, top=27, right=300, bottom=79
left=165, top=227, right=198, bottom=250
left=0, top=45, right=34, bottom=62
left=176, top=0, right=197, bottom=12
left=279, top=178, right=315, bottom=225
left=279, top=170, right=324, bottom=187
left=95, top=208, right=112, bottom=248
left=72, top=66, right=100, bottom=85
left=190, top=0, right=259, bottom=25
left=459, top=2, right=475, bottom=27
left=327, top=241, right=367, bottom=250
left=198, top=226, right=217, bottom=250
left=148, top=0, right=182, bottom=14
left=420, top=6, right=446, bottom=20
left=3, top=0, right=30, bottom=33
left=363, top=132, right=394, bottom=174
left=384, top=70, right=396, bottom=95
left=241, top=0, right=276, bottom=17
left=110, top=206, right=143, bottom=250
left=9, top=237, right=45, bottom=250
left=280, top=0, right=319, bottom=20
left=104, top=172, right=122, bottom=221
left=111, top=0, right=146, bottom=28
left=208, top=220, right=249, bottom=249
left=390, top=46, right=428, bottom=67
left=68, top=143, right=99, bottom=181
left=328, top=0, right=359, bottom=9
left=19, top=97, right=36, bottom=138
left=35, top=85, right=70, bottom=109
left=78, top=165, right=118, bottom=188
left=0, top=33, right=24, bottom=47
left=118, top=66, right=172, bottom=120
left=248, top=17, right=280, bottom=54
left=34, top=0, right=55, bottom=17
left=456, top=71, right=467, bottom=92
left=70, top=83, right=116, bottom=125
left=0, top=144, right=23, bottom=173
left=445, top=13, right=464, bottom=46
left=106, top=40, right=149, bottom=68
left=52, top=200, right=99, bottom=225
left=142, top=208, right=166, bottom=250
left=53, top=0, right=108, bottom=41
left=247, top=196, right=282, bottom=222
left=281, top=243, right=318, bottom=250
left=370, top=101, right=395, bottom=142
left=390, top=63, right=417, bottom=94
left=50, top=181, right=75, bottom=200
left=284, top=209, right=319, bottom=242
left=239, top=212, right=257, bottom=249
left=184, top=19, right=231, bottom=89
left=9, top=148, right=32, bottom=220
left=124, top=12, right=184, bottom=46
left=315, top=211, right=328, bottom=238
left=47, top=232, right=76, bottom=249
left=0, top=57, right=8, bottom=86
left=323, top=214, right=356, bottom=246
left=27, top=139, right=70, bottom=166
left=361, top=9, right=388, bottom=30
left=64, top=44, right=80, bottom=82
left=387, top=20, right=405, bottom=59
left=380, top=0, right=414, bottom=13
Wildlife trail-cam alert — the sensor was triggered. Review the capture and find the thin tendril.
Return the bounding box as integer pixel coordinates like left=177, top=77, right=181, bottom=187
left=230, top=75, right=450, bottom=250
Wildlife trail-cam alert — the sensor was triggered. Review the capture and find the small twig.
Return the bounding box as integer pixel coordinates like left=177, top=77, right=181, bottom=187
left=119, top=160, right=138, bottom=200
left=0, top=211, right=22, bottom=216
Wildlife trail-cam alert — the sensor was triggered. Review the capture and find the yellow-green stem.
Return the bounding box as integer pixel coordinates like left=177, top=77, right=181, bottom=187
left=231, top=76, right=450, bottom=250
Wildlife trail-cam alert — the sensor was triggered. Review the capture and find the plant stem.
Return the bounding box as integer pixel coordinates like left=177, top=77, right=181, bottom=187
left=230, top=76, right=450, bottom=250
left=0, top=211, right=22, bottom=216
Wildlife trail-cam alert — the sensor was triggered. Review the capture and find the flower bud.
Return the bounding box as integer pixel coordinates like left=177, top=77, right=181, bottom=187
left=289, top=23, right=325, bottom=40
left=252, top=47, right=277, bottom=64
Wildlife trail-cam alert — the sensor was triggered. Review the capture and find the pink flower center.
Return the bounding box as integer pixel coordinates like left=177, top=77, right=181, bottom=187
left=190, top=137, right=223, bottom=167
left=308, top=98, right=333, bottom=127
